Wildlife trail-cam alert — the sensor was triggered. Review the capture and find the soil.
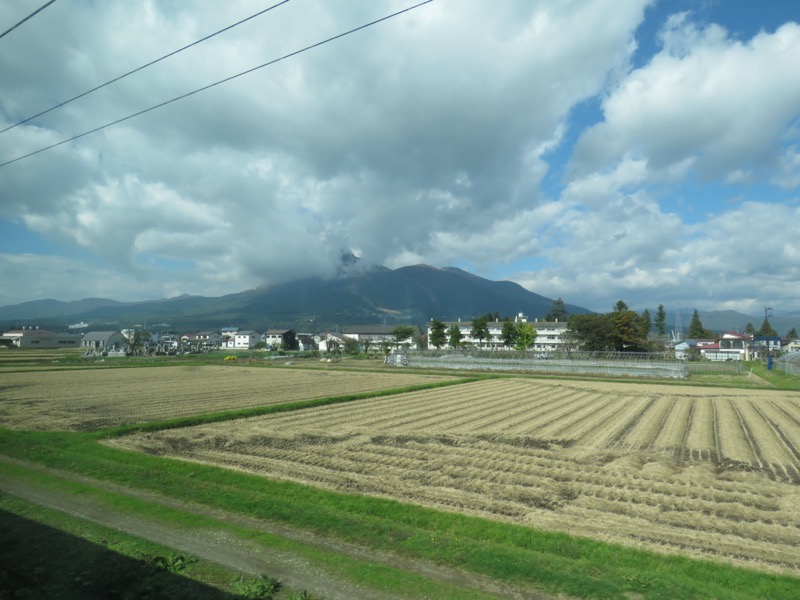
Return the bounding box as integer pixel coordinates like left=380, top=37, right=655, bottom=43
left=0, top=455, right=559, bottom=600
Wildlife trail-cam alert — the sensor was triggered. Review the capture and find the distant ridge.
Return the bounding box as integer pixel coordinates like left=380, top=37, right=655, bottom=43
left=4, top=265, right=795, bottom=334
left=0, top=265, right=588, bottom=330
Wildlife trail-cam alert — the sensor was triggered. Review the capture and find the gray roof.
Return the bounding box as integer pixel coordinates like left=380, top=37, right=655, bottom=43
left=83, top=331, right=124, bottom=342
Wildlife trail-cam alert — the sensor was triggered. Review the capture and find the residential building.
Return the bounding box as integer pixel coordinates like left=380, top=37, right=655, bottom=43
left=195, top=331, right=223, bottom=349
left=262, top=329, right=297, bottom=350
left=0, top=327, right=81, bottom=348
left=341, top=325, right=423, bottom=350
left=232, top=330, right=261, bottom=349
left=428, top=313, right=568, bottom=351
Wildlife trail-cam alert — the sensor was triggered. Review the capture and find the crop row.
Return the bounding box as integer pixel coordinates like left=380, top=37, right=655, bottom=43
left=114, top=425, right=800, bottom=574
left=189, top=379, right=800, bottom=482
left=0, top=366, right=454, bottom=430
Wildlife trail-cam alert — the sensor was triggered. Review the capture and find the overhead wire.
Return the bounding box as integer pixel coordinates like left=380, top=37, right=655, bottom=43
left=0, top=0, right=291, bottom=135
left=0, top=0, right=57, bottom=40
left=0, top=0, right=433, bottom=169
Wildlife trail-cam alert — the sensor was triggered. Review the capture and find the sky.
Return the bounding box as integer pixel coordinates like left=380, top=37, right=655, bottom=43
left=1, top=0, right=799, bottom=316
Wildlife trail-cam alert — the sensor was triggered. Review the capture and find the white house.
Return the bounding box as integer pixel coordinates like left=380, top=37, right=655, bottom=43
left=232, top=330, right=261, bottom=349
left=262, top=329, right=297, bottom=350
left=317, top=332, right=347, bottom=353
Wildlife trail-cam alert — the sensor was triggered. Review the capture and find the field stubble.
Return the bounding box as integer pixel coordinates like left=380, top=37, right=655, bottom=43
left=0, top=366, right=455, bottom=431
left=109, top=377, right=800, bottom=576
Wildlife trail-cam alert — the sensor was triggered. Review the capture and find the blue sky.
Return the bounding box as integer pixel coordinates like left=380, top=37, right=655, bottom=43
left=1, top=0, right=799, bottom=315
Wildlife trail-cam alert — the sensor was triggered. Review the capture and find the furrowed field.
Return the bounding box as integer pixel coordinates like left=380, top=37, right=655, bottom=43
left=106, top=377, right=800, bottom=575
left=0, top=365, right=455, bottom=431
left=3, top=356, right=800, bottom=597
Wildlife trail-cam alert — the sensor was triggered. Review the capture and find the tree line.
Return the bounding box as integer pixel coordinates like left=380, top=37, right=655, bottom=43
left=407, top=298, right=797, bottom=354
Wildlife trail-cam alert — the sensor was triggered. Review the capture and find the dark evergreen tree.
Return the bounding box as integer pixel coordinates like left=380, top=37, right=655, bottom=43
left=688, top=310, right=707, bottom=338
left=545, top=298, right=569, bottom=321
left=639, top=308, right=652, bottom=339
left=655, top=304, right=666, bottom=336
left=470, top=315, right=491, bottom=348
left=757, top=319, right=778, bottom=337
left=448, top=324, right=463, bottom=348
left=429, top=319, right=447, bottom=349
left=500, top=318, right=518, bottom=347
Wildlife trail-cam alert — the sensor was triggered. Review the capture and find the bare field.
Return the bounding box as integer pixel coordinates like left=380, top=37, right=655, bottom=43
left=109, top=378, right=800, bottom=575
left=0, top=366, right=455, bottom=431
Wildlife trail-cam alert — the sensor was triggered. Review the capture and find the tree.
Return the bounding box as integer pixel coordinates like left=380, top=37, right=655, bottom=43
left=545, top=298, right=568, bottom=322
left=613, top=300, right=629, bottom=312
left=610, top=309, right=646, bottom=351
left=129, top=330, right=149, bottom=355
left=559, top=327, right=581, bottom=353
left=429, top=320, right=447, bottom=349
left=757, top=318, right=778, bottom=337
left=448, top=324, right=463, bottom=348
left=639, top=308, right=652, bottom=340
left=655, top=304, right=666, bottom=337
left=567, top=313, right=614, bottom=351
left=500, top=318, right=518, bottom=347
left=688, top=310, right=708, bottom=338
left=787, top=327, right=798, bottom=339
left=343, top=337, right=360, bottom=355
left=470, top=315, right=491, bottom=348
left=514, top=322, right=537, bottom=351
left=391, top=325, right=416, bottom=347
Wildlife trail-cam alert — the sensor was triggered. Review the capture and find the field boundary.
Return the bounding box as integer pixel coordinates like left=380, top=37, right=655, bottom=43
left=406, top=350, right=689, bottom=379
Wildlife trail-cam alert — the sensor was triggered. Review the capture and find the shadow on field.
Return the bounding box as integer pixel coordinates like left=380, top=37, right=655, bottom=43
left=0, top=509, right=243, bottom=599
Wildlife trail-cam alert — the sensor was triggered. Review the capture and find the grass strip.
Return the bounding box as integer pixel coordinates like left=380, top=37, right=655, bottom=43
left=92, top=376, right=488, bottom=438
left=0, top=462, right=503, bottom=600
left=1, top=428, right=798, bottom=599
left=0, top=491, right=240, bottom=599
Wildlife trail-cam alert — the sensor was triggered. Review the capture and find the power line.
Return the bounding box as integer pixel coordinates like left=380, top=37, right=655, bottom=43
left=0, top=0, right=291, bottom=136
left=0, top=0, right=57, bottom=40
left=0, top=0, right=433, bottom=170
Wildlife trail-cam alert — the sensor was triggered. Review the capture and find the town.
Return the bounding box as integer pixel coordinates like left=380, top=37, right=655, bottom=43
left=2, top=310, right=797, bottom=361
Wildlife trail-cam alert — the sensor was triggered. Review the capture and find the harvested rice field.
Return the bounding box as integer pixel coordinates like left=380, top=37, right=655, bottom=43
left=110, top=377, right=800, bottom=576
left=0, top=365, right=455, bottom=431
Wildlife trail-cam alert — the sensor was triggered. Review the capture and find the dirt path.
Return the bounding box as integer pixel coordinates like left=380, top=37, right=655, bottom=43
left=0, top=456, right=556, bottom=600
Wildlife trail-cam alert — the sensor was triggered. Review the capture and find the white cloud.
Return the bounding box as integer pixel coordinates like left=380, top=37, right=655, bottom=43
left=2, top=1, right=799, bottom=320
left=571, top=19, right=800, bottom=184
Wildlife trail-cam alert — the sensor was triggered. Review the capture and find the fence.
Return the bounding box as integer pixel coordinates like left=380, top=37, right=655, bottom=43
left=777, top=352, right=800, bottom=377
left=687, top=360, right=744, bottom=376
left=405, top=349, right=689, bottom=379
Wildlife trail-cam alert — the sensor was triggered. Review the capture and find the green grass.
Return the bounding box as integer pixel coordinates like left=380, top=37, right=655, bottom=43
left=1, top=428, right=798, bottom=599
left=0, top=462, right=503, bottom=600
left=748, top=360, right=800, bottom=390
left=0, top=492, right=243, bottom=599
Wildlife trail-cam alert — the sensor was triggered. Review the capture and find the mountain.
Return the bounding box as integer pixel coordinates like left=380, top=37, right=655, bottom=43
left=0, top=265, right=588, bottom=331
